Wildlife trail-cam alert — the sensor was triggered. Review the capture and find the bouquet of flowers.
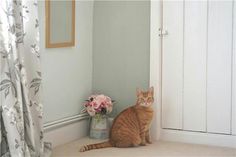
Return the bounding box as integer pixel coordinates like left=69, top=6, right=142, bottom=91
left=82, top=94, right=114, bottom=117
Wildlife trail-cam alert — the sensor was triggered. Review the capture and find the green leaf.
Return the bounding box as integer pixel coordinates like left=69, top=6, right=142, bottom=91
left=31, top=78, right=41, bottom=83
left=15, top=139, right=19, bottom=149
left=4, top=87, right=9, bottom=98
left=30, top=82, right=40, bottom=88
left=23, top=111, right=30, bottom=126
left=35, top=86, right=39, bottom=95
left=36, top=71, right=41, bottom=77
left=5, top=72, right=11, bottom=78
left=0, top=84, right=10, bottom=91
left=0, top=79, right=11, bottom=85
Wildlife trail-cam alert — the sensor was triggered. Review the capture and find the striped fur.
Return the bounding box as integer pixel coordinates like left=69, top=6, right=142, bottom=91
left=80, top=87, right=154, bottom=152
left=80, top=141, right=112, bottom=152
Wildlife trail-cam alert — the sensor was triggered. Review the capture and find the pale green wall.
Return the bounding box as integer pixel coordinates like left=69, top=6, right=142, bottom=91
left=39, top=1, right=94, bottom=123
left=92, top=1, right=150, bottom=116
left=39, top=1, right=150, bottom=122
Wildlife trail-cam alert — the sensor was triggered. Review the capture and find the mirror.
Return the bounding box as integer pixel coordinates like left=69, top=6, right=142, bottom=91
left=45, top=0, right=75, bottom=48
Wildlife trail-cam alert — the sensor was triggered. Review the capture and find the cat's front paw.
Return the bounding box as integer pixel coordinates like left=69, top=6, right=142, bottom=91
left=147, top=140, right=152, bottom=144
left=140, top=142, right=146, bottom=146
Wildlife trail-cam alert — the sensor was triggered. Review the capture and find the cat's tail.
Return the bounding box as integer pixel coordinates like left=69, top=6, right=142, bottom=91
left=80, top=141, right=112, bottom=152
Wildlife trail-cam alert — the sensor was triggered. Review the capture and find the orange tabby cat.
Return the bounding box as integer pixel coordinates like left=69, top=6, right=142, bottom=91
left=80, top=87, right=154, bottom=152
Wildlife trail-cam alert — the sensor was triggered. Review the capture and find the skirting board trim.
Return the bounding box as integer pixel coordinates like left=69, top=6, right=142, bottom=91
left=43, top=113, right=90, bottom=147
left=161, top=129, right=236, bottom=148
left=44, top=118, right=90, bottom=148
left=43, top=113, right=89, bottom=131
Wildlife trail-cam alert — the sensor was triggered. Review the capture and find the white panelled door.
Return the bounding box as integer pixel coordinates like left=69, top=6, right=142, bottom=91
left=161, top=0, right=235, bottom=134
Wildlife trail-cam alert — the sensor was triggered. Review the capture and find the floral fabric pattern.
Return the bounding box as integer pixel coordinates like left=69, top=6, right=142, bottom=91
left=0, top=0, right=51, bottom=156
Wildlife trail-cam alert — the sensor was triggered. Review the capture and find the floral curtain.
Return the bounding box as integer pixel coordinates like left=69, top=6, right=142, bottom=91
left=0, top=0, right=51, bottom=156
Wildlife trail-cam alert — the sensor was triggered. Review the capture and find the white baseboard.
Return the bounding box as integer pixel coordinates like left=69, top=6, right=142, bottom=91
left=44, top=114, right=90, bottom=148
left=161, top=129, right=236, bottom=148
left=43, top=114, right=236, bottom=149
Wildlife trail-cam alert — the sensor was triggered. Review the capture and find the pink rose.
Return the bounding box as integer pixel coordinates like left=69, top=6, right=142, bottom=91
left=94, top=95, right=106, bottom=105
left=85, top=94, right=113, bottom=116
left=106, top=103, right=113, bottom=113
left=91, top=101, right=99, bottom=109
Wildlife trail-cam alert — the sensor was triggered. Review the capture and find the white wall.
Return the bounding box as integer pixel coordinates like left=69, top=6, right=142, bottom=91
left=38, top=1, right=94, bottom=123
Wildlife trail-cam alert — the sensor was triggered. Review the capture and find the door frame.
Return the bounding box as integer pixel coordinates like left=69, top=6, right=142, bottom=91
left=149, top=0, right=162, bottom=141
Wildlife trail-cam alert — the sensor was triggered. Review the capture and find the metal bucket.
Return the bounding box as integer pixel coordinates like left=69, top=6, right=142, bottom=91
left=89, top=115, right=109, bottom=139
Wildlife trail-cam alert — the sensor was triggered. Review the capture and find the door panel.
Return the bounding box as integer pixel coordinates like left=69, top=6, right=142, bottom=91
left=183, top=1, right=207, bottom=132
left=207, top=1, right=233, bottom=134
left=162, top=1, right=184, bottom=129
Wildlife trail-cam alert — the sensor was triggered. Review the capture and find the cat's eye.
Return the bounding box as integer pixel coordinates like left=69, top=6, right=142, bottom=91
left=140, top=98, right=145, bottom=103
left=147, top=97, right=153, bottom=103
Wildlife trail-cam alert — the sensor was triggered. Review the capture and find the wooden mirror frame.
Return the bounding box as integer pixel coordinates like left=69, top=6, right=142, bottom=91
left=45, top=0, right=75, bottom=48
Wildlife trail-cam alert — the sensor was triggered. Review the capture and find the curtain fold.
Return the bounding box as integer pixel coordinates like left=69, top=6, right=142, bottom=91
left=0, top=0, right=51, bottom=156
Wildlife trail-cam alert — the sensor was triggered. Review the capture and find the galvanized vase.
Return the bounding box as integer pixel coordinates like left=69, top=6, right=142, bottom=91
left=89, top=115, right=109, bottom=139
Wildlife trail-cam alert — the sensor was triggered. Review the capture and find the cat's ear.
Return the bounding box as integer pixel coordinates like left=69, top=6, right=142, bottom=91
left=149, top=86, right=154, bottom=95
left=136, top=88, right=142, bottom=96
